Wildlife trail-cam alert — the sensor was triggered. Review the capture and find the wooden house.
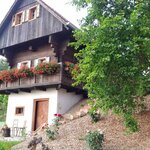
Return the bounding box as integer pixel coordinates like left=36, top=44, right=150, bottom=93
left=0, top=0, right=85, bottom=134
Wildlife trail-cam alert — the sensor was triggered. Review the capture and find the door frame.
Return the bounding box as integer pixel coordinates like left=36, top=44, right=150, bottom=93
left=32, top=98, right=49, bottom=131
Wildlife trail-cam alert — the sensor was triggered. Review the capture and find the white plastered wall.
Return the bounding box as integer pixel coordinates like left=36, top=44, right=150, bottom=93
left=57, top=89, right=83, bottom=114
left=6, top=88, right=83, bottom=133
left=6, top=88, right=58, bottom=133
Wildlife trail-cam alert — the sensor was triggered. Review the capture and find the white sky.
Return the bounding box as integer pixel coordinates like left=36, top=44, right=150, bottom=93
left=0, top=0, right=86, bottom=27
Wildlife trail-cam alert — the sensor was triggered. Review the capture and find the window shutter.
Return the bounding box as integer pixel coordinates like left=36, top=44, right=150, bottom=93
left=21, top=11, right=25, bottom=23
left=27, top=61, right=31, bottom=68
left=17, top=63, right=21, bottom=69
left=12, top=15, right=16, bottom=26
left=25, top=9, right=29, bottom=21
left=36, top=5, right=40, bottom=18
left=34, top=59, right=39, bottom=67
left=46, top=57, right=50, bottom=63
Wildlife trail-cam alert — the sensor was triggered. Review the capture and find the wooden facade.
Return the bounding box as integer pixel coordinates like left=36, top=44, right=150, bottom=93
left=0, top=0, right=84, bottom=95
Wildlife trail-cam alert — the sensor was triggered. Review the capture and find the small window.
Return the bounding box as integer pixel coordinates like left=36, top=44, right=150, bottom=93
left=21, top=62, right=28, bottom=67
left=29, top=7, right=37, bottom=20
left=34, top=57, right=50, bottom=66
left=38, top=58, right=46, bottom=64
left=15, top=107, right=24, bottom=116
left=15, top=12, right=23, bottom=25
left=17, top=61, right=31, bottom=69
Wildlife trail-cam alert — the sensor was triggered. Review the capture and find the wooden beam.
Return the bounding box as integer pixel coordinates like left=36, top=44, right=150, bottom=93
left=19, top=88, right=31, bottom=93
left=36, top=87, right=47, bottom=91
left=66, top=88, right=75, bottom=93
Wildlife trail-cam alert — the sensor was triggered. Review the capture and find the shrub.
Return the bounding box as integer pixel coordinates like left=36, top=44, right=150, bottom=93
left=46, top=115, right=61, bottom=140
left=88, top=111, right=100, bottom=123
left=85, top=131, right=104, bottom=150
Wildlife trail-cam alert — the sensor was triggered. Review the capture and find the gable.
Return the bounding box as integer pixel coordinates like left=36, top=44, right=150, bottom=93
left=0, top=0, right=67, bottom=50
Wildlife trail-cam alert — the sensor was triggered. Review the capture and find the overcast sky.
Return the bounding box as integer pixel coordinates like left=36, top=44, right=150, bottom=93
left=0, top=0, right=86, bottom=27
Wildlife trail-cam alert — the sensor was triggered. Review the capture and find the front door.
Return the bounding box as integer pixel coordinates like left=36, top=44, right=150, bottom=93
left=34, top=99, right=49, bottom=130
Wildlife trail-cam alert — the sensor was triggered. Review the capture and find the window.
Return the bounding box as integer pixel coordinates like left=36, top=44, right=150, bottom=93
left=12, top=5, right=40, bottom=26
left=15, top=107, right=24, bottom=116
left=38, top=58, right=46, bottom=64
left=29, top=7, right=37, bottom=20
left=12, top=11, right=25, bottom=26
left=34, top=57, right=50, bottom=66
left=21, top=62, right=28, bottom=67
left=26, top=5, right=40, bottom=21
left=15, top=12, right=23, bottom=25
left=17, top=60, right=31, bottom=69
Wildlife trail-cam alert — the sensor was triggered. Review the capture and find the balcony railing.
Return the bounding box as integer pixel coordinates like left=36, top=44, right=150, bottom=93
left=0, top=62, right=83, bottom=93
left=0, top=73, right=61, bottom=92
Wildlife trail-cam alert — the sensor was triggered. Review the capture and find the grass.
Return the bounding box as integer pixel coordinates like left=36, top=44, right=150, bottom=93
left=0, top=141, right=20, bottom=150
left=0, top=122, right=5, bottom=127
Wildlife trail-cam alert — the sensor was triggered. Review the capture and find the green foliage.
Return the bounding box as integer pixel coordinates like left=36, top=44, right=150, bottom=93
left=72, top=0, right=150, bottom=132
left=0, top=141, right=20, bottom=150
left=0, top=58, right=9, bottom=71
left=88, top=111, right=100, bottom=123
left=46, top=117, right=61, bottom=140
left=0, top=95, right=8, bottom=121
left=85, top=131, right=104, bottom=150
left=0, top=58, right=9, bottom=122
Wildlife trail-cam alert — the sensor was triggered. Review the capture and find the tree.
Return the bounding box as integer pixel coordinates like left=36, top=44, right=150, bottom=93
left=0, top=57, right=9, bottom=121
left=0, top=58, right=9, bottom=71
left=72, top=0, right=150, bottom=132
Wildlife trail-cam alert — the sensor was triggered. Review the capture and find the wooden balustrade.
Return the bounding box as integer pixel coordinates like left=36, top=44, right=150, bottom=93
left=0, top=73, right=61, bottom=91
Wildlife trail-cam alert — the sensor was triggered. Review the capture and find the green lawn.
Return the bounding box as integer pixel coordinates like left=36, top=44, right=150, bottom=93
left=0, top=122, right=5, bottom=127
left=0, top=141, right=20, bottom=150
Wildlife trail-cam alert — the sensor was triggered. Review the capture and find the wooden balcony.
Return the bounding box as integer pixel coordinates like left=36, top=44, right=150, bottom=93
left=0, top=73, right=61, bottom=94
left=0, top=64, right=84, bottom=94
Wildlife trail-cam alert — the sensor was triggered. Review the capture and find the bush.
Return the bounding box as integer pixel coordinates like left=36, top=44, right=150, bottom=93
left=88, top=111, right=100, bottom=123
left=46, top=116, right=61, bottom=140
left=85, top=131, right=104, bottom=150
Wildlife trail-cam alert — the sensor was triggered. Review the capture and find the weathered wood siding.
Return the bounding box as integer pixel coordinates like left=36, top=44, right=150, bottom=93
left=12, top=43, right=58, bottom=67
left=0, top=1, right=63, bottom=50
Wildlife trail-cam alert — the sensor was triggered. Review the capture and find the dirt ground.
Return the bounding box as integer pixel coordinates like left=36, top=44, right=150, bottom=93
left=12, top=110, right=150, bottom=150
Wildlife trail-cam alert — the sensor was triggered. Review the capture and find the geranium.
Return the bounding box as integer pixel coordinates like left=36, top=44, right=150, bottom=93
left=0, top=69, right=17, bottom=82
left=34, top=63, right=60, bottom=75
left=54, top=113, right=62, bottom=117
left=0, top=62, right=60, bottom=83
left=64, top=62, right=79, bottom=78
left=18, top=66, right=34, bottom=78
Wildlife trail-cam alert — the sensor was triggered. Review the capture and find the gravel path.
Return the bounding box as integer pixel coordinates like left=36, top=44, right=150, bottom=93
left=12, top=111, right=150, bottom=150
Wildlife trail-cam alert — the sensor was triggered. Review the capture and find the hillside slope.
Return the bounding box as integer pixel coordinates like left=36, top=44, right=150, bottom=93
left=12, top=110, right=150, bottom=150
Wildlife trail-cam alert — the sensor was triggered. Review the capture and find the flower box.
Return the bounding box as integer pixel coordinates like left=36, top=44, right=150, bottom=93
left=35, top=74, right=60, bottom=84
left=20, top=77, right=35, bottom=86
left=7, top=80, right=19, bottom=88
left=0, top=82, right=6, bottom=89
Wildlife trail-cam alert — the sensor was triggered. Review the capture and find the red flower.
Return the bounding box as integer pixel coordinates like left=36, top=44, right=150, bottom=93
left=54, top=113, right=62, bottom=117
left=57, top=114, right=62, bottom=117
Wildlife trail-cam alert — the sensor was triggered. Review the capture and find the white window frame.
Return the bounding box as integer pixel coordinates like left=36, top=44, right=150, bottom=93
left=17, top=60, right=31, bottom=69
left=34, top=57, right=50, bottom=67
left=26, top=4, right=40, bottom=22
left=13, top=11, right=25, bottom=26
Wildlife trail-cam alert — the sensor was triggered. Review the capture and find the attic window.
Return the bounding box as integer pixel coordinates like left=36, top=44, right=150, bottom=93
left=26, top=5, right=40, bottom=21
left=15, top=12, right=23, bottom=25
left=29, top=7, right=37, bottom=20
